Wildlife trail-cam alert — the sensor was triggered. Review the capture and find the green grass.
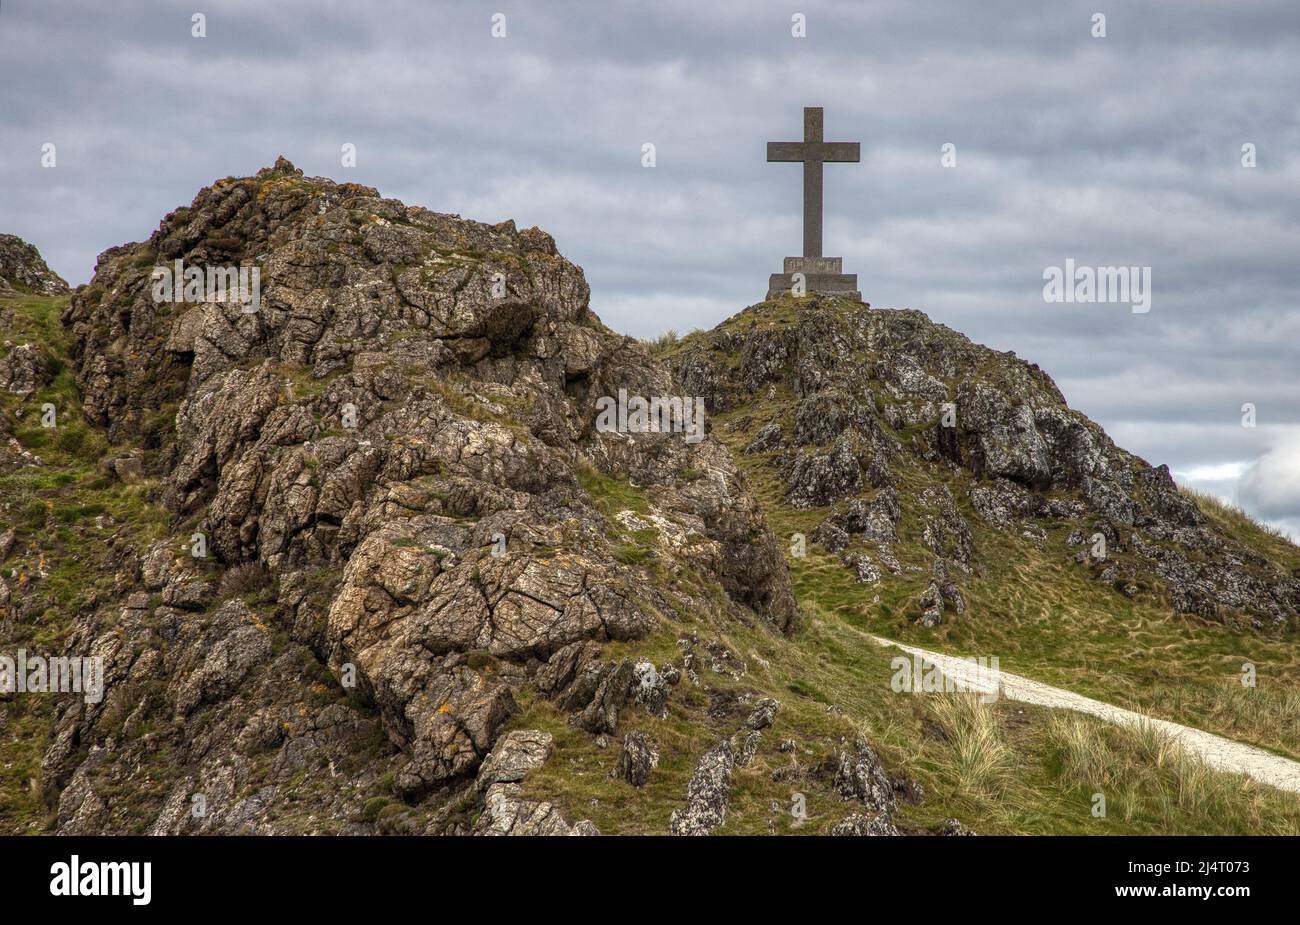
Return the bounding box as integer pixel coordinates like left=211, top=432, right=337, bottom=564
left=577, top=466, right=651, bottom=516
left=1042, top=711, right=1297, bottom=832
left=1182, top=485, right=1300, bottom=570
left=0, top=294, right=173, bottom=832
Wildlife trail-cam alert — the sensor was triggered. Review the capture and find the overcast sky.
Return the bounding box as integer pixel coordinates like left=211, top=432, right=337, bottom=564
left=2, top=0, right=1298, bottom=537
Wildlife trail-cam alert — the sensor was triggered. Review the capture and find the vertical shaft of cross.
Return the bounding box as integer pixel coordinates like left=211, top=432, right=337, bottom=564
left=802, top=107, right=824, bottom=258
left=804, top=162, right=823, bottom=258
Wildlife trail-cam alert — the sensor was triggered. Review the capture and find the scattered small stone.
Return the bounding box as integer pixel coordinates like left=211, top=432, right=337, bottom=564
left=831, top=812, right=900, bottom=836
left=745, top=697, right=780, bottom=730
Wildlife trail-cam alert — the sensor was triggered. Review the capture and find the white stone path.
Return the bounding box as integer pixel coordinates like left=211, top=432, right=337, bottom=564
left=874, top=635, right=1300, bottom=795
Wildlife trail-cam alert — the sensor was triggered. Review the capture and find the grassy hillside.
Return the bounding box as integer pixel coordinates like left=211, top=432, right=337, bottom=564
left=508, top=583, right=1300, bottom=834
left=661, top=300, right=1300, bottom=769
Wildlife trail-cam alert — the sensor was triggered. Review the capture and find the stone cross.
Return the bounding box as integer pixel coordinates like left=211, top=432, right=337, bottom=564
left=765, top=107, right=864, bottom=302
left=766, top=107, right=860, bottom=258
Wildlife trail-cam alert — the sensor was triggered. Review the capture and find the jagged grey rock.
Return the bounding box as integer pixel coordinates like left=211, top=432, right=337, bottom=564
left=745, top=697, right=780, bottom=730
left=669, top=738, right=736, bottom=836
left=832, top=737, right=896, bottom=818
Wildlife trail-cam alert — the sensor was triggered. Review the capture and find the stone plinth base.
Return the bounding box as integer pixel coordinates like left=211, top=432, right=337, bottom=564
left=766, top=256, right=863, bottom=302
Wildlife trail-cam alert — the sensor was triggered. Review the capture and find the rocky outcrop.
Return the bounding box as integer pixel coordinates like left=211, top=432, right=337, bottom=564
left=672, top=296, right=1300, bottom=628
left=42, top=159, right=796, bottom=833
left=833, top=737, right=896, bottom=817
left=0, top=234, right=69, bottom=295
left=830, top=737, right=900, bottom=836
left=18, top=160, right=1298, bottom=837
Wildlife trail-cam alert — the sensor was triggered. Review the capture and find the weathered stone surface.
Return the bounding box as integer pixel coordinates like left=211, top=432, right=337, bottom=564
left=732, top=728, right=763, bottom=766
left=811, top=519, right=850, bottom=553
left=746, top=421, right=784, bottom=453
left=0, top=343, right=52, bottom=396
left=618, top=731, right=659, bottom=787
left=745, top=697, right=780, bottom=730
left=918, top=581, right=944, bottom=628
left=669, top=738, right=736, bottom=836
left=833, top=737, right=896, bottom=817
left=475, top=729, right=553, bottom=790
left=785, top=434, right=861, bottom=507
left=844, top=551, right=882, bottom=585
left=831, top=812, right=900, bottom=836
left=475, top=783, right=598, bottom=836
left=630, top=657, right=670, bottom=719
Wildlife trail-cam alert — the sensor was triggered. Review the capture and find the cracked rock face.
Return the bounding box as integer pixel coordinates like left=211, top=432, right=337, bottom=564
left=43, top=159, right=796, bottom=832
left=0, top=343, right=53, bottom=397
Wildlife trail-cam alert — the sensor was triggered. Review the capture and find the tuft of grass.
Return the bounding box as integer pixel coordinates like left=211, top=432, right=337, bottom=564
left=1135, top=678, right=1300, bottom=763
left=640, top=327, right=705, bottom=359
left=642, top=329, right=679, bottom=355
left=925, top=693, right=1017, bottom=798
left=577, top=466, right=650, bottom=516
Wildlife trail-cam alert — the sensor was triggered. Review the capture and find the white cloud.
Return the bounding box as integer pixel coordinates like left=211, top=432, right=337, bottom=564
left=1238, top=431, right=1300, bottom=524
left=1175, top=461, right=1251, bottom=484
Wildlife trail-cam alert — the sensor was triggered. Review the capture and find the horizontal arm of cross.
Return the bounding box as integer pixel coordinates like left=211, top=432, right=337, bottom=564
left=766, top=141, right=861, bottom=163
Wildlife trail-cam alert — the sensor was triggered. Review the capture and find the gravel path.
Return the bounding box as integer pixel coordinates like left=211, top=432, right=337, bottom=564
left=875, top=636, right=1300, bottom=795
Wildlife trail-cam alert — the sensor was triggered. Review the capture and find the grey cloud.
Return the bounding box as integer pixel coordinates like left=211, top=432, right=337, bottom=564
left=1, top=0, right=1297, bottom=537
